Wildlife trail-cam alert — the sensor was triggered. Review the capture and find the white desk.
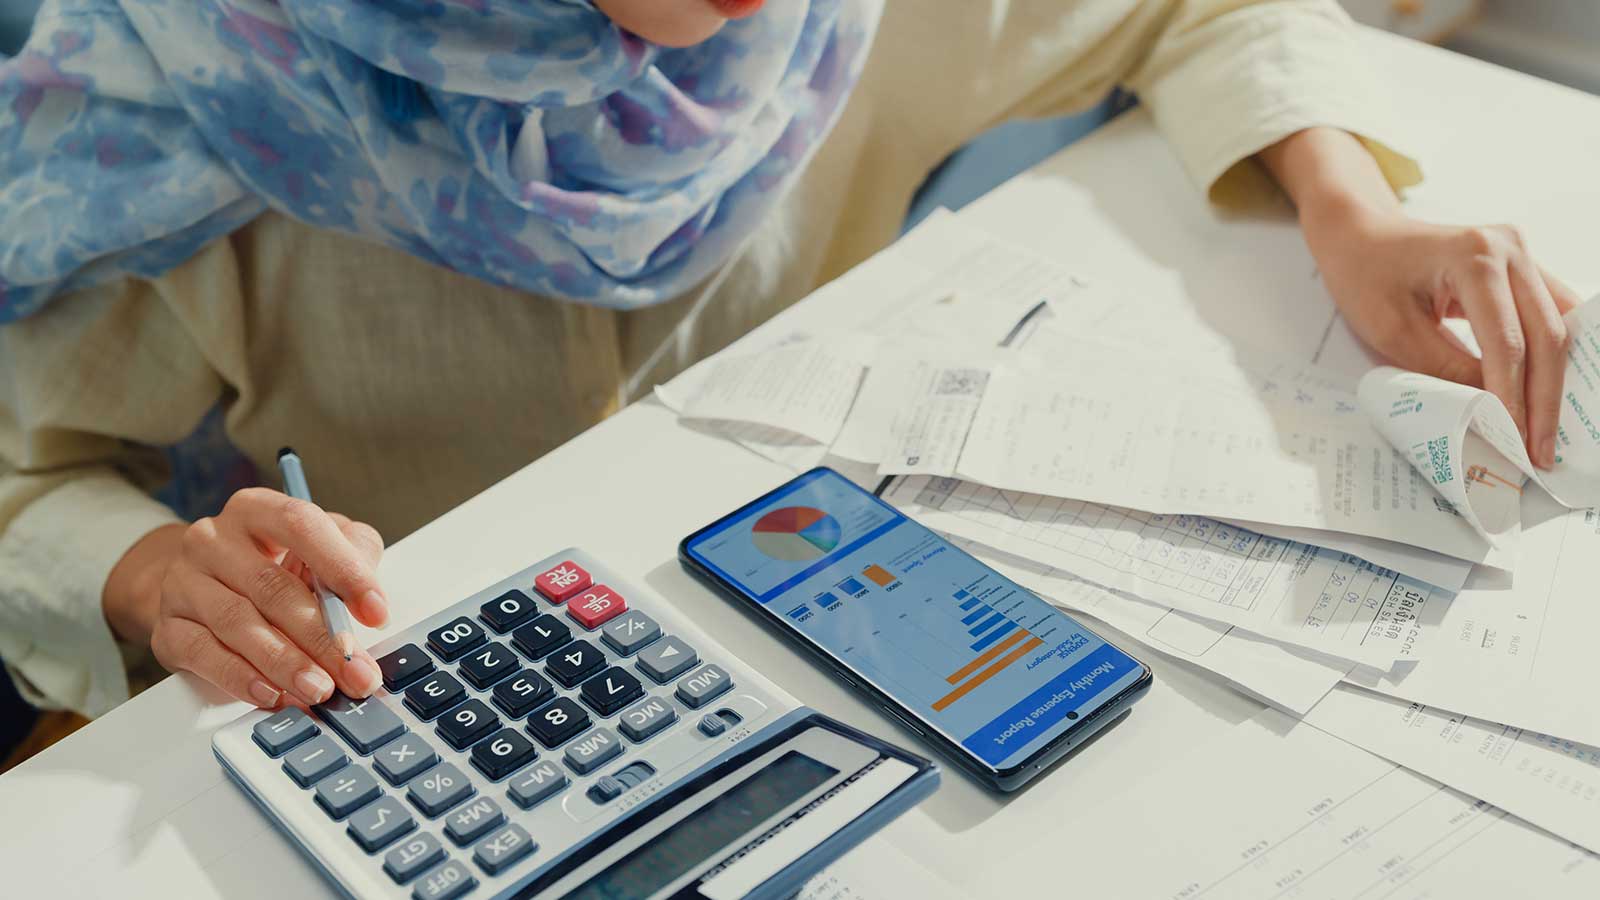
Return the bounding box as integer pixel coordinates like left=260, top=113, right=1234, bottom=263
left=4, top=30, right=1598, bottom=899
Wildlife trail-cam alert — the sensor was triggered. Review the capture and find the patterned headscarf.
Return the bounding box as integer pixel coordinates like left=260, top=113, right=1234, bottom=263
left=0, top=0, right=881, bottom=322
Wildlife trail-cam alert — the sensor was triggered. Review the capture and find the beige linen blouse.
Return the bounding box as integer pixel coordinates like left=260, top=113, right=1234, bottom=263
left=0, top=0, right=1420, bottom=717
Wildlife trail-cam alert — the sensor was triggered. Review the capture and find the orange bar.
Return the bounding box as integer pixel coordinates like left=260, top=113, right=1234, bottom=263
left=946, top=629, right=1029, bottom=684
left=932, top=636, right=1044, bottom=712
left=862, top=565, right=895, bottom=587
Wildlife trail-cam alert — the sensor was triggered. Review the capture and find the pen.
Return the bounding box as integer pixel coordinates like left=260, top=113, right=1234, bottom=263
left=276, top=447, right=357, bottom=661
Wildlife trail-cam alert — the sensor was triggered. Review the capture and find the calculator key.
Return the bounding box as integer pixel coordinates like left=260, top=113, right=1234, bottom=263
left=600, top=611, right=660, bottom=655
left=314, top=764, right=382, bottom=819
left=470, top=728, right=538, bottom=780
left=253, top=706, right=318, bottom=757
left=479, top=589, right=537, bottom=633
left=567, top=585, right=627, bottom=630
left=490, top=669, right=553, bottom=719
left=427, top=616, right=487, bottom=662
left=474, top=822, right=536, bottom=875
left=316, top=692, right=408, bottom=754
left=617, top=695, right=678, bottom=742
left=406, top=671, right=468, bottom=720
left=282, top=734, right=347, bottom=787
left=444, top=796, right=505, bottom=846
left=563, top=727, right=622, bottom=775
left=510, top=614, right=571, bottom=660
left=457, top=642, right=519, bottom=689
left=436, top=699, right=500, bottom=750
left=579, top=666, right=644, bottom=716
left=507, top=759, right=569, bottom=809
left=375, top=734, right=440, bottom=786
left=408, top=763, right=475, bottom=817
left=545, top=639, right=606, bottom=688
left=698, top=714, right=727, bottom=737
left=413, top=859, right=476, bottom=900
left=533, top=560, right=592, bottom=603
left=385, top=833, right=447, bottom=884
left=676, top=664, right=734, bottom=708
left=348, top=795, right=416, bottom=853
left=378, top=644, right=436, bottom=692
left=525, top=697, right=590, bottom=748
left=636, top=636, right=698, bottom=683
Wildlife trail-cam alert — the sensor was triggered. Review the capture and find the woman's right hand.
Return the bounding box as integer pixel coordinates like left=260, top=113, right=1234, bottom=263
left=104, top=488, right=389, bottom=708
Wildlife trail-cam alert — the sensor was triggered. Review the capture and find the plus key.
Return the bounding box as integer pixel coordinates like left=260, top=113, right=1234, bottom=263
left=568, top=585, right=626, bottom=630
left=534, top=560, right=591, bottom=604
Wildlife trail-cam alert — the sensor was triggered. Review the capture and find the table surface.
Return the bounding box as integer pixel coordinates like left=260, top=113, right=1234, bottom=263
left=5, top=30, right=1599, bottom=900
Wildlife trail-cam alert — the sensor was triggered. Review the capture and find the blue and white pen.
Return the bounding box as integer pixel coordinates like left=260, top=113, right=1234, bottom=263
left=277, top=448, right=357, bottom=661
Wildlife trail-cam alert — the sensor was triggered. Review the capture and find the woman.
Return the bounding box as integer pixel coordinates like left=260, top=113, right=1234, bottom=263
left=0, top=0, right=1576, bottom=718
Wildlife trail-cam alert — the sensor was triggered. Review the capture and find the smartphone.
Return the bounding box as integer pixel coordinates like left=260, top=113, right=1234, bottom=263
left=679, top=467, right=1153, bottom=792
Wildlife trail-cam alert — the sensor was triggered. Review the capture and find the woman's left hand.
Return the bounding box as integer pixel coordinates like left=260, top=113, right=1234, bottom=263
left=1302, top=206, right=1578, bottom=469
left=1262, top=127, right=1580, bottom=469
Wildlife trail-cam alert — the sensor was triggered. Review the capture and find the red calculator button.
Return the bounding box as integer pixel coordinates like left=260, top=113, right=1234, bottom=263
left=568, top=586, right=626, bottom=629
left=535, top=561, right=592, bottom=603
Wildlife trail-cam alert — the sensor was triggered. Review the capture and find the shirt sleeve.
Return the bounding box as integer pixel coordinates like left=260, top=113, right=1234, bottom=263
left=1123, top=0, right=1423, bottom=207
left=0, top=274, right=222, bottom=718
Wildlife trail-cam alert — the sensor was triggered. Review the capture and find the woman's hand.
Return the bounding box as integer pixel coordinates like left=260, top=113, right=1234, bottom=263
left=103, top=488, right=389, bottom=708
left=1261, top=128, right=1578, bottom=468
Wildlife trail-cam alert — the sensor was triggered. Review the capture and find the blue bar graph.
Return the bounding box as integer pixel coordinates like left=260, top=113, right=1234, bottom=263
left=958, top=596, right=982, bottom=611
left=970, top=620, right=1018, bottom=652
left=961, top=606, right=992, bottom=626
left=969, top=612, right=1006, bottom=636
left=838, top=576, right=867, bottom=595
left=954, top=588, right=969, bottom=599
left=787, top=604, right=810, bottom=621
left=815, top=591, right=841, bottom=609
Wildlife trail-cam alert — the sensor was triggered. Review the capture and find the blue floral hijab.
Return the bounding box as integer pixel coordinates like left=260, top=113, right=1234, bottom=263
left=0, top=0, right=881, bottom=322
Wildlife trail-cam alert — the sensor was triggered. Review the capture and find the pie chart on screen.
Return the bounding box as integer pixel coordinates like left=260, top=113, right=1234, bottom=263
left=752, top=506, right=842, bottom=561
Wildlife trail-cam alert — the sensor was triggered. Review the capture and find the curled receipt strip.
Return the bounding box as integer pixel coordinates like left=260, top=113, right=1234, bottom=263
left=1358, top=298, right=1600, bottom=547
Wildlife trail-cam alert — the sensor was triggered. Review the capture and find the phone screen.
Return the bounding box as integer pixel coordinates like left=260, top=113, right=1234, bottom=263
left=682, top=468, right=1146, bottom=772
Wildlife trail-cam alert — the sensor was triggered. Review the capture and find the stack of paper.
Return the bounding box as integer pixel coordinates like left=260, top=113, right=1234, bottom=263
left=660, top=212, right=1600, bottom=864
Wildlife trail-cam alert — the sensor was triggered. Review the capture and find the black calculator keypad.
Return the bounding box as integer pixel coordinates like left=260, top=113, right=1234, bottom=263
left=377, top=644, right=435, bottom=693
left=469, top=728, right=539, bottom=780
left=525, top=697, right=590, bottom=748
left=491, top=670, right=553, bottom=719
left=458, top=642, right=520, bottom=689
left=427, top=616, right=487, bottom=662
left=479, top=590, right=537, bottom=634
left=437, top=699, right=501, bottom=750
left=511, top=614, right=571, bottom=661
left=405, top=671, right=467, bottom=720
left=579, top=666, right=644, bottom=716
left=545, top=640, right=606, bottom=688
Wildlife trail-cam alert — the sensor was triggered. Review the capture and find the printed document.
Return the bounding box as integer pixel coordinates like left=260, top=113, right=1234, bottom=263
left=887, top=476, right=1447, bottom=669
left=1349, top=488, right=1600, bottom=748
left=1000, top=709, right=1600, bottom=898
left=1306, top=683, right=1600, bottom=856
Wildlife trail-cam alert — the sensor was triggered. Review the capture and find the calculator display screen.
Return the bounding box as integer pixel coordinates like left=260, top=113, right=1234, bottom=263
left=559, top=751, right=837, bottom=900
left=684, top=468, right=1146, bottom=771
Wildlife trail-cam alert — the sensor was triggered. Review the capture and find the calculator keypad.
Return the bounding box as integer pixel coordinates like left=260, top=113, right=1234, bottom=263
left=238, top=553, right=762, bottom=897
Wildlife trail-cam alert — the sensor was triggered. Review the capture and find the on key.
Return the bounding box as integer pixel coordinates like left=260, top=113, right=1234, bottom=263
left=426, top=616, right=486, bottom=662
left=316, top=692, right=408, bottom=755
left=533, top=560, right=592, bottom=603
left=378, top=644, right=435, bottom=693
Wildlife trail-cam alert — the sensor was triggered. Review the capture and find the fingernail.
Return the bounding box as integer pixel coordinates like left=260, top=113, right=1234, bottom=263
left=362, top=589, right=389, bottom=625
left=294, top=668, right=334, bottom=703
left=249, top=679, right=283, bottom=708
left=343, top=655, right=381, bottom=696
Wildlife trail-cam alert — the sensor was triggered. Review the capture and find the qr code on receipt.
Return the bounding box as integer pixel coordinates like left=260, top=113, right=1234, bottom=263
left=934, top=369, right=989, bottom=397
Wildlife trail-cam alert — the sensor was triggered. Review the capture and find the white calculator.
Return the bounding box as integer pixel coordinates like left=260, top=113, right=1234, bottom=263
left=213, top=549, right=938, bottom=900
